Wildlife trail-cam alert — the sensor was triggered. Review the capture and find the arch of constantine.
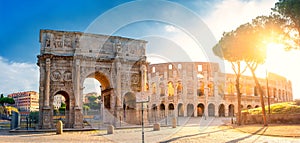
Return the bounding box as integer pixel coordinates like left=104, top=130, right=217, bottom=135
left=37, top=29, right=148, bottom=129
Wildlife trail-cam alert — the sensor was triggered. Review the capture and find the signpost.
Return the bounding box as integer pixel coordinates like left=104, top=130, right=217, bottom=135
left=136, top=93, right=149, bottom=143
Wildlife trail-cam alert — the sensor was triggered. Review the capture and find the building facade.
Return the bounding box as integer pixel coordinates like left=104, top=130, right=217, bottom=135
left=146, top=62, right=293, bottom=121
left=8, top=91, right=39, bottom=116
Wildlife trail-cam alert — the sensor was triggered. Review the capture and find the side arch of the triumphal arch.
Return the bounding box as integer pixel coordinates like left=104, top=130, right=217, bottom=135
left=37, top=29, right=148, bottom=129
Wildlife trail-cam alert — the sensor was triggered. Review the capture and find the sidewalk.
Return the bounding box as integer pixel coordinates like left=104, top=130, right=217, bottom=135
left=231, top=124, right=300, bottom=137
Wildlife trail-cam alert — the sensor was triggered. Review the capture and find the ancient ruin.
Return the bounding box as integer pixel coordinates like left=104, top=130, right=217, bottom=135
left=37, top=29, right=148, bottom=129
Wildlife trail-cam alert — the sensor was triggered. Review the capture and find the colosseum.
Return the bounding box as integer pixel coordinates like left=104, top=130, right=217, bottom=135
left=146, top=62, right=293, bottom=121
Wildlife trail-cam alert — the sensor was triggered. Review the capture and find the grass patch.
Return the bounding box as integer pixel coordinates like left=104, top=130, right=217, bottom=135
left=243, top=102, right=300, bottom=115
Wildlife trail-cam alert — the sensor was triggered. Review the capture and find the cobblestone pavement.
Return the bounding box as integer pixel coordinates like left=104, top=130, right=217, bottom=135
left=0, top=117, right=299, bottom=143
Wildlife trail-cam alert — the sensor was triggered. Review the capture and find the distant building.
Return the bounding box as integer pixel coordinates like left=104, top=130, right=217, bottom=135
left=8, top=91, right=39, bottom=116
left=53, top=94, right=64, bottom=110
left=83, top=92, right=100, bottom=103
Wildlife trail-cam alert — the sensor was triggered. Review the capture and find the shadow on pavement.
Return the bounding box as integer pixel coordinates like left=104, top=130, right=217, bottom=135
left=159, top=127, right=231, bottom=143
left=225, top=126, right=267, bottom=143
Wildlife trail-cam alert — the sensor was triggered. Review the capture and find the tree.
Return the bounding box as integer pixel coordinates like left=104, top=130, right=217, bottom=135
left=85, top=95, right=100, bottom=110
left=242, top=15, right=287, bottom=126
left=213, top=15, right=287, bottom=126
left=213, top=27, right=248, bottom=126
left=88, top=96, right=97, bottom=103
left=272, top=0, right=300, bottom=49
left=29, top=111, right=39, bottom=123
left=0, top=94, right=15, bottom=116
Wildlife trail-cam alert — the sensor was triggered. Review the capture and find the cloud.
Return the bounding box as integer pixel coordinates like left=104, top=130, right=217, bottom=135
left=203, top=0, right=277, bottom=40
left=83, top=78, right=101, bottom=94
left=0, top=57, right=39, bottom=95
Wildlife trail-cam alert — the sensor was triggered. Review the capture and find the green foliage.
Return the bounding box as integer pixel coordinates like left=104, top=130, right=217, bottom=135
left=244, top=102, right=300, bottom=115
left=272, top=0, right=300, bottom=49
left=83, top=105, right=90, bottom=111
left=60, top=102, right=66, bottom=108
left=0, top=96, right=15, bottom=105
left=273, top=0, right=300, bottom=31
left=88, top=96, right=97, bottom=103
left=295, top=99, right=300, bottom=106
left=84, top=95, right=100, bottom=110
left=29, top=111, right=39, bottom=123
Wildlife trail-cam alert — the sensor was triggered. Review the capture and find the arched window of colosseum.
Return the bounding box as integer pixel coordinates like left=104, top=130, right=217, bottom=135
left=168, top=64, right=172, bottom=70
left=227, top=82, right=234, bottom=95
left=152, top=67, right=155, bottom=73
left=278, top=89, right=281, bottom=99
left=168, top=64, right=173, bottom=78
left=240, top=84, right=245, bottom=95
left=168, top=81, right=174, bottom=96
left=197, top=64, right=202, bottom=72
left=208, top=81, right=214, bottom=96
left=218, top=83, right=224, bottom=95
left=178, top=64, right=182, bottom=70
left=254, top=86, right=258, bottom=96
left=262, top=86, right=266, bottom=97
left=145, top=83, right=149, bottom=91
left=246, top=85, right=251, bottom=96
left=198, top=81, right=204, bottom=96
left=176, top=81, right=183, bottom=94
left=282, top=90, right=285, bottom=101
left=159, top=82, right=165, bottom=96
left=273, top=88, right=277, bottom=98
left=152, top=82, right=156, bottom=94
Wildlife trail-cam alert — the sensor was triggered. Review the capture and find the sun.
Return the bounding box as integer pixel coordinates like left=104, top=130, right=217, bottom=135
left=266, top=42, right=285, bottom=62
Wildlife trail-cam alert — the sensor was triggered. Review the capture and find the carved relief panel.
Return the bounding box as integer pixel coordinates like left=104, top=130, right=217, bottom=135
left=51, top=70, right=72, bottom=82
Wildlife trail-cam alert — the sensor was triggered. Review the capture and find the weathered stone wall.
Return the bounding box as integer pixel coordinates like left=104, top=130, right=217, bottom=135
left=242, top=113, right=300, bottom=124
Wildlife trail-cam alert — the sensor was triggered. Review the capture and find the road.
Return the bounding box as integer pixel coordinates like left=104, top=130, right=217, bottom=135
left=0, top=117, right=299, bottom=143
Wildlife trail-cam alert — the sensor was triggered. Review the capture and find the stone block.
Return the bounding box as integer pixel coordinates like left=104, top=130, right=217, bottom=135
left=56, top=120, right=63, bottom=134
left=153, top=123, right=160, bottom=131
left=172, top=117, right=176, bottom=128
left=107, top=125, right=114, bottom=134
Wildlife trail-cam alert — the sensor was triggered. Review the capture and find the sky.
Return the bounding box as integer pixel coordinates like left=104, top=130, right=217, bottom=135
left=1, top=0, right=300, bottom=99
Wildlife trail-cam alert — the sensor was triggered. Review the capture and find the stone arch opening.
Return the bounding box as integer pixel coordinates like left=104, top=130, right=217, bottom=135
left=178, top=103, right=184, bottom=117
left=218, top=104, right=225, bottom=117
left=51, top=91, right=71, bottom=128
left=85, top=72, right=111, bottom=109
left=197, top=103, right=204, bottom=117
left=247, top=105, right=252, bottom=109
left=208, top=103, right=215, bottom=117
left=228, top=104, right=234, bottom=117
left=151, top=104, right=157, bottom=123
left=123, top=92, right=137, bottom=124
left=82, top=78, right=101, bottom=116
left=168, top=103, right=174, bottom=116
left=255, top=105, right=259, bottom=108
left=187, top=104, right=194, bottom=117
left=160, top=103, right=165, bottom=118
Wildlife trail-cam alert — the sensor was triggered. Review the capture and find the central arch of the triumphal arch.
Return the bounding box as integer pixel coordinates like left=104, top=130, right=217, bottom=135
left=37, top=29, right=148, bottom=129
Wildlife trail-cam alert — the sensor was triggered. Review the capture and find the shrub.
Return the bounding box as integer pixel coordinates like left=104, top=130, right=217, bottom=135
left=295, top=99, right=300, bottom=106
